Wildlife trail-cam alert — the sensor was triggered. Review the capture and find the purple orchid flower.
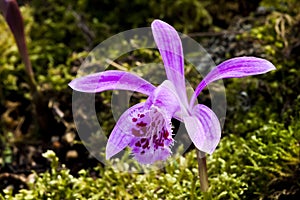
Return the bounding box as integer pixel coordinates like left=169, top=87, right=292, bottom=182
left=69, top=20, right=275, bottom=164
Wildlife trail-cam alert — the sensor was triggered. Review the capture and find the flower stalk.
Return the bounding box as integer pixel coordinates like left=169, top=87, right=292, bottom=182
left=196, top=150, right=209, bottom=192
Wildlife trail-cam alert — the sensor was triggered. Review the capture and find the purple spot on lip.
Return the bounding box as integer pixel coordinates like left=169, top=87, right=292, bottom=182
left=159, top=142, right=164, bottom=147
left=163, top=130, right=169, bottom=139
left=142, top=140, right=149, bottom=149
left=137, top=121, right=147, bottom=127
left=135, top=141, right=141, bottom=147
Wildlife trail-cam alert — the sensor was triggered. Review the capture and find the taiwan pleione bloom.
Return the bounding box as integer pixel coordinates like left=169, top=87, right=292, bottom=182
left=69, top=20, right=276, bottom=164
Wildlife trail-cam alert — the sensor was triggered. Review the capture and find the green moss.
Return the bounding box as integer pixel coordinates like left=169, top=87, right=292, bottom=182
left=2, top=119, right=298, bottom=199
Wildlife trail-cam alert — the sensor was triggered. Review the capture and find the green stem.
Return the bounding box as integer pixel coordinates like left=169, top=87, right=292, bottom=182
left=196, top=150, right=209, bottom=192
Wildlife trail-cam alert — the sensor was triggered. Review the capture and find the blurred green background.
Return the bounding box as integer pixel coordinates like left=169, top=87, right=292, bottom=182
left=0, top=0, right=299, bottom=199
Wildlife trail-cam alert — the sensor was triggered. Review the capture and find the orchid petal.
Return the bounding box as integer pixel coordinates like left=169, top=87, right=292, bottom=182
left=193, top=104, right=221, bottom=153
left=190, top=57, right=276, bottom=107
left=106, top=103, right=144, bottom=159
left=129, top=105, right=174, bottom=164
left=183, top=104, right=221, bottom=154
left=151, top=20, right=188, bottom=106
left=69, top=70, right=156, bottom=96
left=144, top=80, right=188, bottom=117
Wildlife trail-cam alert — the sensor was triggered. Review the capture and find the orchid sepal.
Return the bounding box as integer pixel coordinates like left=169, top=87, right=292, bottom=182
left=190, top=57, right=276, bottom=108
left=151, top=20, right=189, bottom=107
left=69, top=70, right=156, bottom=96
